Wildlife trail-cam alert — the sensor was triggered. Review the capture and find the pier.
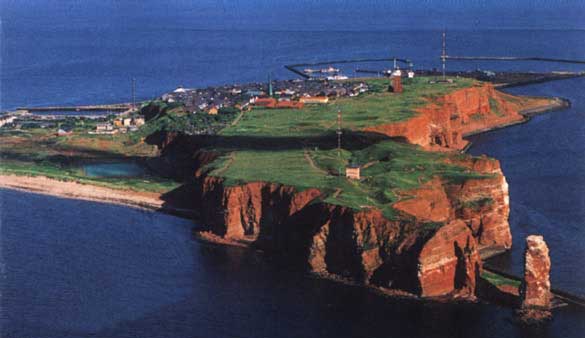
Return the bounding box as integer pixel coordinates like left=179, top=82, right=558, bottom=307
left=445, top=56, right=585, bottom=65
left=285, top=57, right=412, bottom=78
left=17, top=104, right=131, bottom=114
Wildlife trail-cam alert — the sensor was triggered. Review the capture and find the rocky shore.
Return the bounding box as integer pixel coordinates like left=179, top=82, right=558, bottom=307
left=184, top=82, right=564, bottom=300
left=1, top=79, right=568, bottom=304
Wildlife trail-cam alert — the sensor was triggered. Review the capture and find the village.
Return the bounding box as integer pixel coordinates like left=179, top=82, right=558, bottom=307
left=161, top=76, right=374, bottom=114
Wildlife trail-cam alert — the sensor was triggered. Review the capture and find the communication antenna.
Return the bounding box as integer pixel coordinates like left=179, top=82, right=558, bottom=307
left=441, top=31, right=447, bottom=81
left=337, top=109, right=343, bottom=176
left=132, top=78, right=136, bottom=111
left=337, top=109, right=343, bottom=154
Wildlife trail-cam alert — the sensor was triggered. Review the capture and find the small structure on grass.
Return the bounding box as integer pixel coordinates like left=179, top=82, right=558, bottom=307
left=345, top=164, right=361, bottom=180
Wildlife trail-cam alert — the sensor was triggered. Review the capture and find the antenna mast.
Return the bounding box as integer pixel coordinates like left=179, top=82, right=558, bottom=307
left=441, top=31, right=447, bottom=81
left=337, top=109, right=342, bottom=154
left=337, top=109, right=343, bottom=176
left=132, top=78, right=136, bottom=111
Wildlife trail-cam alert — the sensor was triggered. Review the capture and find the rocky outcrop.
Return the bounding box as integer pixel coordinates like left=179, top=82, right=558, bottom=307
left=418, top=220, right=481, bottom=297
left=393, top=157, right=512, bottom=257
left=193, top=167, right=507, bottom=298
left=520, top=235, right=552, bottom=312
left=189, top=131, right=512, bottom=299
left=446, top=157, right=512, bottom=256
left=364, top=83, right=525, bottom=151
left=186, top=84, right=520, bottom=300
left=196, top=176, right=322, bottom=242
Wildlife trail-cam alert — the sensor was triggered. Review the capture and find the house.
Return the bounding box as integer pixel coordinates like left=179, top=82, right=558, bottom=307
left=207, top=106, right=219, bottom=115
left=407, top=70, right=415, bottom=78
left=253, top=97, right=277, bottom=108
left=113, top=119, right=123, bottom=127
left=56, top=127, right=73, bottom=136
left=0, top=115, right=16, bottom=128
left=96, top=123, right=114, bottom=132
left=133, top=117, right=145, bottom=126
left=345, top=164, right=361, bottom=180
left=299, top=96, right=329, bottom=104
left=246, top=89, right=264, bottom=97
left=275, top=100, right=304, bottom=109
left=123, top=118, right=132, bottom=126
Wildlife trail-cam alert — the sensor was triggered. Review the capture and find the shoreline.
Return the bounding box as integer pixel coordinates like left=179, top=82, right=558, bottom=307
left=1, top=95, right=569, bottom=220
left=0, top=174, right=165, bottom=211
left=0, top=174, right=195, bottom=218
left=1, top=90, right=573, bottom=306
left=461, top=96, right=570, bottom=153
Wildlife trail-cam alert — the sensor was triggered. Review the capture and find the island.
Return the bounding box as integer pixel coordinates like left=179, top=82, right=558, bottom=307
left=0, top=75, right=566, bottom=301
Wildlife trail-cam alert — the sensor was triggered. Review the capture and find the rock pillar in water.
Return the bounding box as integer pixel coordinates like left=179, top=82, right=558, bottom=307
left=519, top=235, right=551, bottom=321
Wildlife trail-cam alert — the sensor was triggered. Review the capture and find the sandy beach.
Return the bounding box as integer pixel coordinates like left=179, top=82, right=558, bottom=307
left=0, top=174, right=165, bottom=211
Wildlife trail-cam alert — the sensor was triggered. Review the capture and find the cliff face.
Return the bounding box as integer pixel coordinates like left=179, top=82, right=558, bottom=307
left=187, top=83, right=518, bottom=299
left=194, top=156, right=509, bottom=298
left=364, top=83, right=524, bottom=151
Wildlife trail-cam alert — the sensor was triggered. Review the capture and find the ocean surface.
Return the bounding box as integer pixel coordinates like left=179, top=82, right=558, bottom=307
left=2, top=2, right=585, bottom=337
left=468, top=77, right=585, bottom=297
left=2, top=188, right=585, bottom=338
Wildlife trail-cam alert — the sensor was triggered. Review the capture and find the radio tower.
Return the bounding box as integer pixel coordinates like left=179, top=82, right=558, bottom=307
left=337, top=110, right=343, bottom=153
left=337, top=109, right=343, bottom=176
left=441, top=31, right=447, bottom=81
left=132, top=78, right=136, bottom=111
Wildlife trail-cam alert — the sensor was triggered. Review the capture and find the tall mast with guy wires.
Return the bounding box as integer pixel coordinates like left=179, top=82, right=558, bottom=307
left=337, top=109, right=342, bottom=154
left=132, top=78, right=136, bottom=110
left=337, top=109, right=343, bottom=176
left=441, top=31, right=447, bottom=81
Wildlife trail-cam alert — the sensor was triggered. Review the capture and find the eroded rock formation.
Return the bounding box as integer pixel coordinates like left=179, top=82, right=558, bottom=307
left=192, top=156, right=510, bottom=298
left=184, top=84, right=522, bottom=299
left=520, top=235, right=552, bottom=319
left=364, top=83, right=526, bottom=150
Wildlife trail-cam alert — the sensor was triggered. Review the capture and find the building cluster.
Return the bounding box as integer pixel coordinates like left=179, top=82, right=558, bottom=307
left=159, top=78, right=370, bottom=114
left=93, top=116, right=145, bottom=134
left=0, top=115, right=17, bottom=128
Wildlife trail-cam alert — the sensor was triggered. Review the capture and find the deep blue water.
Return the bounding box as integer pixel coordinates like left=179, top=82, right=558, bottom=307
left=1, top=1, right=585, bottom=337
left=82, top=162, right=146, bottom=178
left=467, top=77, right=585, bottom=297
left=2, top=188, right=585, bottom=338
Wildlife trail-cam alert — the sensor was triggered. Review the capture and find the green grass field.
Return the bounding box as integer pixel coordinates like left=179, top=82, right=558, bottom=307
left=0, top=125, right=174, bottom=193
left=0, top=77, right=491, bottom=209
left=481, top=270, right=522, bottom=288
left=199, top=77, right=490, bottom=219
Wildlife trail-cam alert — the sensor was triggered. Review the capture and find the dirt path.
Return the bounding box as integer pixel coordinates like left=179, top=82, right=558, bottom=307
left=303, top=149, right=329, bottom=175
left=230, top=110, right=246, bottom=126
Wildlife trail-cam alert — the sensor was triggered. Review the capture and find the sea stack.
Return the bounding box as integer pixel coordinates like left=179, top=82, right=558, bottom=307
left=519, top=235, right=552, bottom=322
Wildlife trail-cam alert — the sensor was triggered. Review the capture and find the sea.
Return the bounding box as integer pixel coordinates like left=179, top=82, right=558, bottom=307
left=1, top=1, right=585, bottom=337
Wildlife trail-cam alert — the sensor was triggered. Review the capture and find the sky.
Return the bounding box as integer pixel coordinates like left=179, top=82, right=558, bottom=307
left=1, top=0, right=584, bottom=31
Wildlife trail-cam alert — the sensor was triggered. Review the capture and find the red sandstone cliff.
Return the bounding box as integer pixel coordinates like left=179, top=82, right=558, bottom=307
left=193, top=156, right=509, bottom=298
left=364, top=83, right=526, bottom=151
left=188, top=84, right=525, bottom=299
